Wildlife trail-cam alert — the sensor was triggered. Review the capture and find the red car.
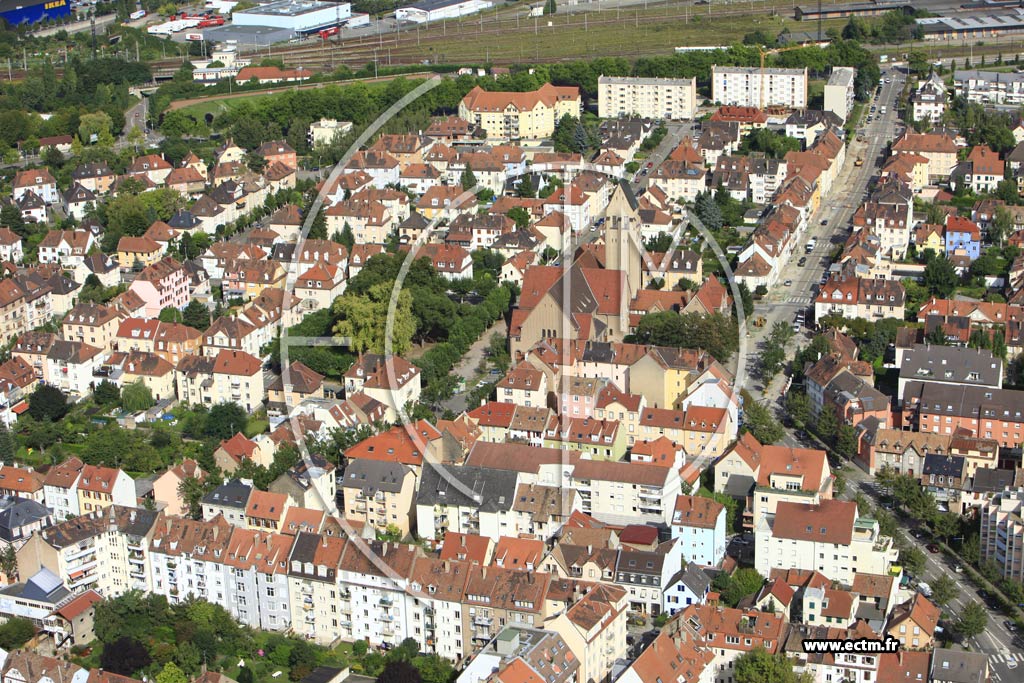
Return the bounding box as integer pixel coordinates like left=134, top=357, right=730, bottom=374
left=926, top=544, right=940, bottom=554
left=646, top=161, right=654, bottom=168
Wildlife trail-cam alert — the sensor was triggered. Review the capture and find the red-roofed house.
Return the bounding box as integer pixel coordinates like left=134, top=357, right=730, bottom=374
left=214, top=432, right=268, bottom=473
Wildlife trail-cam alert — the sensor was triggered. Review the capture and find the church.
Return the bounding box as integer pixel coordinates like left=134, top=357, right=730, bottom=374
left=509, top=182, right=646, bottom=360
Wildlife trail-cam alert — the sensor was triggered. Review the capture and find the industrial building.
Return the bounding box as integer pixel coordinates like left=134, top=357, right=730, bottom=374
left=917, top=9, right=1024, bottom=40
left=0, top=0, right=71, bottom=25
left=231, top=0, right=351, bottom=33
left=711, top=65, right=808, bottom=109
left=395, top=0, right=493, bottom=24
left=597, top=75, right=699, bottom=121
left=202, top=24, right=297, bottom=47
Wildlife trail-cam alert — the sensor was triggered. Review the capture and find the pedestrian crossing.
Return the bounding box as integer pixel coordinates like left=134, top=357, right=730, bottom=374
left=989, top=653, right=1024, bottom=664
left=786, top=296, right=813, bottom=304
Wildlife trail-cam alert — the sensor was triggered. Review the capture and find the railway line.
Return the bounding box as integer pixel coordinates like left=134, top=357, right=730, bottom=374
left=148, top=0, right=794, bottom=75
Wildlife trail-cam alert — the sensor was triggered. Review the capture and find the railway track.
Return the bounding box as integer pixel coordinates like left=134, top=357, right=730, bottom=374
left=148, top=0, right=788, bottom=74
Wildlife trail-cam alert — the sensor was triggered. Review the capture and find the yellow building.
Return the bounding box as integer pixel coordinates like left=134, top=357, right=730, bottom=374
left=340, top=459, right=417, bottom=536
left=459, top=83, right=581, bottom=140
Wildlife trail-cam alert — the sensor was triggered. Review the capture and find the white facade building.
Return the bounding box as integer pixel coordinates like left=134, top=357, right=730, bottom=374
left=711, top=65, right=808, bottom=109
left=823, top=66, right=856, bottom=122
left=598, top=75, right=699, bottom=120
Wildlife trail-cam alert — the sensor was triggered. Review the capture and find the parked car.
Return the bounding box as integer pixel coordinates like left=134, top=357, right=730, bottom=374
left=926, top=544, right=940, bottom=554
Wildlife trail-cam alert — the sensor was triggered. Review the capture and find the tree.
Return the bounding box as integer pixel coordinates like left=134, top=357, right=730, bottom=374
left=508, top=206, right=531, bottom=230
left=923, top=253, right=959, bottom=298
left=156, top=663, right=188, bottom=683
left=0, top=618, right=34, bottom=650
left=543, top=0, right=556, bottom=14
left=836, top=425, right=858, bottom=459
left=182, top=299, right=211, bottom=331
left=333, top=283, right=416, bottom=355
left=159, top=307, right=183, bottom=323
left=237, top=668, right=254, bottom=683
left=517, top=174, right=536, bottom=198
left=738, top=282, right=755, bottom=318
left=814, top=405, right=838, bottom=444
left=100, top=636, right=153, bottom=676
left=94, top=380, right=121, bottom=405
left=377, top=661, right=422, bottom=683
left=933, top=511, right=961, bottom=543
left=0, top=544, right=16, bottom=580
left=716, top=568, right=764, bottom=608
left=694, top=191, right=723, bottom=231
left=901, top=546, right=926, bottom=576
left=734, top=647, right=802, bottom=683
left=741, top=391, right=784, bottom=444
left=785, top=391, right=812, bottom=428
left=760, top=340, right=786, bottom=382
left=956, top=602, right=988, bottom=639
left=460, top=164, right=476, bottom=191
left=28, top=383, right=68, bottom=422
left=205, top=402, right=249, bottom=441
left=79, top=111, right=113, bottom=144
left=121, top=381, right=155, bottom=412
left=991, top=206, right=1012, bottom=246
left=930, top=575, right=957, bottom=606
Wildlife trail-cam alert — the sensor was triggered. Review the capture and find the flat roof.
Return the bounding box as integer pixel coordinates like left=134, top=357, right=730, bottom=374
left=405, top=0, right=486, bottom=11
left=235, top=0, right=348, bottom=16
left=203, top=24, right=296, bottom=44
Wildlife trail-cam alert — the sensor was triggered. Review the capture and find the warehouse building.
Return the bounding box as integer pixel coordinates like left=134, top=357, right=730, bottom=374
left=395, top=0, right=493, bottom=24
left=231, top=0, right=351, bottom=33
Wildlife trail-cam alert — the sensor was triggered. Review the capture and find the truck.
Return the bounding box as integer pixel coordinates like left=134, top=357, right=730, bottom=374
left=129, top=9, right=146, bottom=19
left=318, top=26, right=340, bottom=39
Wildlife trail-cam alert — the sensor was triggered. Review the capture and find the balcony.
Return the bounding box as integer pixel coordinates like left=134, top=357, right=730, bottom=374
left=473, top=615, right=493, bottom=627
left=64, top=545, right=95, bottom=562
left=130, top=569, right=145, bottom=579
left=380, top=596, right=394, bottom=606
left=305, top=614, right=315, bottom=624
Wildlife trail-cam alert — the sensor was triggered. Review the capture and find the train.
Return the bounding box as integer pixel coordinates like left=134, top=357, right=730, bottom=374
left=318, top=25, right=339, bottom=39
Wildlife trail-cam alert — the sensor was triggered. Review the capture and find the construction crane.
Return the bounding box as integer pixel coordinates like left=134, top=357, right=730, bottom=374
left=757, top=44, right=806, bottom=110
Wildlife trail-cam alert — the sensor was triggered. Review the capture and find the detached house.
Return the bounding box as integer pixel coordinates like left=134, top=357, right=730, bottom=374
left=12, top=169, right=58, bottom=205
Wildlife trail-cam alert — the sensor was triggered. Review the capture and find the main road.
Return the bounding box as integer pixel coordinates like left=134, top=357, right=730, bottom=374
left=742, top=64, right=906, bottom=407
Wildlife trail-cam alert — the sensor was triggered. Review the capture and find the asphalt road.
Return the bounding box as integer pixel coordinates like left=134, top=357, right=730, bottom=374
left=743, top=64, right=906, bottom=407
left=839, top=464, right=1022, bottom=680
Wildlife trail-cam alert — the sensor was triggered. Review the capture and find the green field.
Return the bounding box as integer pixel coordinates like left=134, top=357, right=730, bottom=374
left=176, top=92, right=279, bottom=119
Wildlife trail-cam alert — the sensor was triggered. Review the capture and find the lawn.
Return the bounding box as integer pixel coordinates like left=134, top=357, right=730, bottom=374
left=244, top=417, right=270, bottom=438
left=175, top=92, right=278, bottom=119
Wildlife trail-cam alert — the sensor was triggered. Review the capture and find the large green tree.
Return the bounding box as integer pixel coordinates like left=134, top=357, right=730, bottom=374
left=734, top=647, right=804, bottom=683
left=955, top=602, right=988, bottom=639
left=27, top=384, right=68, bottom=422
left=333, top=282, right=416, bottom=355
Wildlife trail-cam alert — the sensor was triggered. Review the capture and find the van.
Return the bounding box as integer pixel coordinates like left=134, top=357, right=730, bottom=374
left=881, top=106, right=887, bottom=115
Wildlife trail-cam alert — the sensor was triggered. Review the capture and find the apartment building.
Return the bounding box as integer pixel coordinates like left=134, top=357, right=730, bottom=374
left=415, top=464, right=520, bottom=540
left=597, top=75, right=698, bottom=120
left=76, top=465, right=135, bottom=514
left=459, top=83, right=581, bottom=140
left=341, top=459, right=417, bottom=537
left=571, top=460, right=681, bottom=527
left=711, top=65, right=808, bottom=109
left=979, top=486, right=1024, bottom=581
left=674, top=604, right=787, bottom=683
left=670, top=494, right=726, bottom=567
left=42, top=457, right=85, bottom=521
left=954, top=68, right=1024, bottom=106
left=754, top=499, right=898, bottom=584
left=17, top=506, right=160, bottom=597
left=901, top=381, right=1024, bottom=447
left=823, top=66, right=856, bottom=121
left=896, top=344, right=1003, bottom=401
left=911, top=72, right=948, bottom=123
left=61, top=303, right=119, bottom=354
left=127, top=257, right=190, bottom=319
left=175, top=349, right=265, bottom=414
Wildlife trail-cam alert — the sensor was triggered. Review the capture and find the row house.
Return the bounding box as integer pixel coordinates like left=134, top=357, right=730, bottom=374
left=221, top=259, right=286, bottom=301
left=325, top=199, right=394, bottom=246
left=901, top=380, right=1024, bottom=447
left=814, top=272, right=906, bottom=322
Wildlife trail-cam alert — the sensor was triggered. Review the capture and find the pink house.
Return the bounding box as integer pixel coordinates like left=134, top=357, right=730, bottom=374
left=127, top=256, right=190, bottom=318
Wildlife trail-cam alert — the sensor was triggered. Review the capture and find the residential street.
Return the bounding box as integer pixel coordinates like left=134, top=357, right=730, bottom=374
left=744, top=65, right=906, bottom=408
